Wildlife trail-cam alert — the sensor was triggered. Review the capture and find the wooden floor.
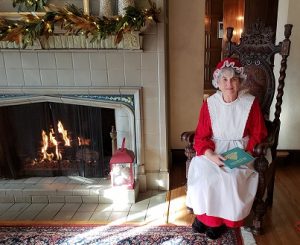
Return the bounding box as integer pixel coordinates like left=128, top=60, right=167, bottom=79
left=168, top=155, right=300, bottom=245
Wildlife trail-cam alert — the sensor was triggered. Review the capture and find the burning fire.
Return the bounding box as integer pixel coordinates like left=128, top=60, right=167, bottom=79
left=41, top=130, right=53, bottom=160
left=40, top=121, right=92, bottom=162
left=58, top=121, right=70, bottom=146
left=41, top=121, right=71, bottom=161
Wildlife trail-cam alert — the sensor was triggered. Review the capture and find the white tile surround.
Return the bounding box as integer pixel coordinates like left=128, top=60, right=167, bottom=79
left=0, top=177, right=139, bottom=204
left=0, top=0, right=168, bottom=194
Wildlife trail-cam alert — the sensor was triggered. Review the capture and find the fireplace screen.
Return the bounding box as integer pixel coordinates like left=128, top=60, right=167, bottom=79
left=0, top=102, right=115, bottom=178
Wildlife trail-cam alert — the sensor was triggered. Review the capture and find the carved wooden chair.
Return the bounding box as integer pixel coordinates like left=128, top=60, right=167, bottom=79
left=181, top=21, right=292, bottom=234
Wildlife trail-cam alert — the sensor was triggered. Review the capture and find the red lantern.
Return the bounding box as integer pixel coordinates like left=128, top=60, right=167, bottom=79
left=110, top=138, right=135, bottom=189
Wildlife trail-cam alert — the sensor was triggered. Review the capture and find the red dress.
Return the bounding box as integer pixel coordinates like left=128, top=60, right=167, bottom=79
left=193, top=98, right=267, bottom=228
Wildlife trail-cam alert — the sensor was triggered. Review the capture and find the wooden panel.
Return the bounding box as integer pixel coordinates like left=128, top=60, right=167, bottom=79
left=244, top=0, right=278, bottom=37
left=204, top=0, right=223, bottom=90
left=223, top=0, right=245, bottom=43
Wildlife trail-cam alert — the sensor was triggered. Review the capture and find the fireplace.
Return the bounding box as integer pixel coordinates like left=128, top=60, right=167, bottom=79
left=0, top=102, right=115, bottom=178
left=0, top=88, right=142, bottom=182
left=0, top=0, right=167, bottom=192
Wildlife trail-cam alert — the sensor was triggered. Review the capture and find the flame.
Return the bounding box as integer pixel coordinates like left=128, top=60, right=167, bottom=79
left=41, top=120, right=71, bottom=161
left=41, top=130, right=54, bottom=160
left=41, top=130, right=49, bottom=159
left=40, top=121, right=91, bottom=162
left=49, top=128, right=61, bottom=160
left=58, top=121, right=71, bottom=146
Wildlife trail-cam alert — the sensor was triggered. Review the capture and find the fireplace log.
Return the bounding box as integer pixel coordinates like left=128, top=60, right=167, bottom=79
left=76, top=148, right=99, bottom=162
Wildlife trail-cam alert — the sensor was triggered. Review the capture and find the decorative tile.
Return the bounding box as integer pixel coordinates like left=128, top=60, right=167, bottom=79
left=90, top=53, right=107, bottom=70
left=38, top=53, right=56, bottom=69
left=74, top=69, right=91, bottom=86
left=125, top=69, right=141, bottom=86
left=3, top=52, right=22, bottom=68
left=65, top=196, right=83, bottom=203
left=77, top=203, right=98, bottom=212
left=57, top=69, right=75, bottom=86
left=6, top=69, right=24, bottom=85
left=40, top=69, right=58, bottom=86
left=108, top=69, right=125, bottom=86
left=71, top=211, right=93, bottom=221
left=89, top=211, right=111, bottom=221
left=55, top=52, right=73, bottom=69
left=141, top=53, right=158, bottom=70
left=23, top=69, right=42, bottom=86
left=21, top=53, right=39, bottom=69
left=91, top=70, right=108, bottom=86
left=73, top=53, right=90, bottom=69
left=32, top=196, right=49, bottom=203
left=0, top=68, right=7, bottom=84
left=106, top=53, right=124, bottom=70
left=0, top=53, right=4, bottom=67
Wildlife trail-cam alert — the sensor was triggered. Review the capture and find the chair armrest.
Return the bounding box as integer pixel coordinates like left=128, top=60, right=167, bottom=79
left=253, top=120, right=280, bottom=157
left=253, top=120, right=280, bottom=174
left=181, top=131, right=196, bottom=178
left=181, top=131, right=196, bottom=161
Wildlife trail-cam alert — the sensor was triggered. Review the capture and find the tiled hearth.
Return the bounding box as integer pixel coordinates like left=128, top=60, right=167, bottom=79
left=0, top=188, right=167, bottom=223
left=0, top=87, right=142, bottom=203
left=0, top=176, right=139, bottom=204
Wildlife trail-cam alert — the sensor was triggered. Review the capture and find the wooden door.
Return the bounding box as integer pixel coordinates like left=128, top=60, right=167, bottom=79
left=204, top=0, right=223, bottom=91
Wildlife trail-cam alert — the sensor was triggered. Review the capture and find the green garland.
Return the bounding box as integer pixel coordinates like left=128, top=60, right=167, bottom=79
left=0, top=0, right=160, bottom=48
left=13, top=0, right=48, bottom=11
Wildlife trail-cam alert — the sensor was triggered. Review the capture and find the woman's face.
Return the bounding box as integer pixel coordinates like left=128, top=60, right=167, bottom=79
left=218, top=68, right=241, bottom=99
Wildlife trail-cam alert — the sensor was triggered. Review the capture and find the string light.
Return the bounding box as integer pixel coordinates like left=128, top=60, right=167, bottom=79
left=0, top=2, right=160, bottom=47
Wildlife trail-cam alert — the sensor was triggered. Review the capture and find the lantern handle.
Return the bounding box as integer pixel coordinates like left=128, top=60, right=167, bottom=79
left=121, top=137, right=126, bottom=151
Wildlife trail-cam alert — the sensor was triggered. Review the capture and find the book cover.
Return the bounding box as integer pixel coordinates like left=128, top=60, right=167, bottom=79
left=222, top=147, right=255, bottom=169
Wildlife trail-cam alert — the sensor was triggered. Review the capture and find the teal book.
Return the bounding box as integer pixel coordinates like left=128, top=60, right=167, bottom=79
left=222, top=147, right=255, bottom=169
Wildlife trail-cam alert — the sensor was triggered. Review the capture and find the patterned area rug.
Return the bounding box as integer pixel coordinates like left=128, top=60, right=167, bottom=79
left=0, top=224, right=244, bottom=245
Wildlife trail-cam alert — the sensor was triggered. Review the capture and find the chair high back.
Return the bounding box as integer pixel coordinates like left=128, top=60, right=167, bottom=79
left=181, top=21, right=292, bottom=234
left=225, top=21, right=292, bottom=120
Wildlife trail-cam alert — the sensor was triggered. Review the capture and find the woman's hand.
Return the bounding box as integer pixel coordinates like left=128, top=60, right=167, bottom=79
left=204, top=149, right=226, bottom=167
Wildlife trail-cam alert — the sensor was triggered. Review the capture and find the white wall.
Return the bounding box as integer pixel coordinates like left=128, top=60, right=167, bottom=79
left=274, top=0, right=300, bottom=149
left=168, top=0, right=205, bottom=149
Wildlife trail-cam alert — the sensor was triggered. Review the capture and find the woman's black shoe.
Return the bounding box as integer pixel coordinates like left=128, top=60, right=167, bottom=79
left=192, top=218, right=207, bottom=233
left=206, top=225, right=226, bottom=240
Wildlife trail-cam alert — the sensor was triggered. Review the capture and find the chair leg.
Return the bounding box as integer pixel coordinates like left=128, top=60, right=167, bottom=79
left=252, top=217, right=262, bottom=235
left=252, top=201, right=266, bottom=235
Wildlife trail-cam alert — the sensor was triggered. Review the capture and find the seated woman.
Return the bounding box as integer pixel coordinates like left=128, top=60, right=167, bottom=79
left=186, top=58, right=267, bottom=240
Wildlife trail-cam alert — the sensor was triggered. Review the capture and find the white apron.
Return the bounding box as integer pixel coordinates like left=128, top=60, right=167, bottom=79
left=186, top=91, right=259, bottom=221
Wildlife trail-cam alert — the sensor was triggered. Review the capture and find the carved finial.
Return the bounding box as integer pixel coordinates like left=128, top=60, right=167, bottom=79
left=284, top=24, right=293, bottom=39
left=226, top=27, right=234, bottom=42
left=110, top=125, right=117, bottom=154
